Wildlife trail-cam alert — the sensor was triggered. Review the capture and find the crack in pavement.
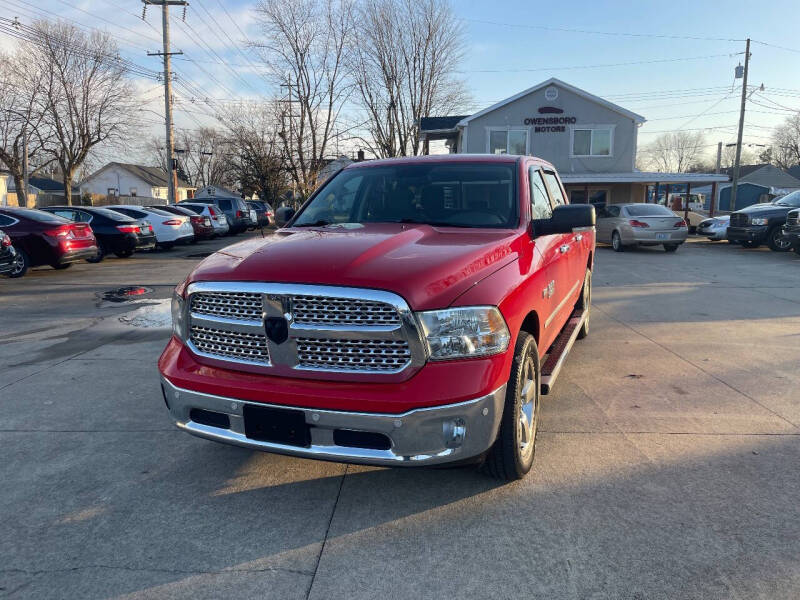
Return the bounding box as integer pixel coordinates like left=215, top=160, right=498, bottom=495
left=0, top=565, right=315, bottom=577
left=305, top=464, right=348, bottom=600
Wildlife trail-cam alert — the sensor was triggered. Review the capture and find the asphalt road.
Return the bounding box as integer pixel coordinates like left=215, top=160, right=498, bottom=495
left=1, top=235, right=799, bottom=599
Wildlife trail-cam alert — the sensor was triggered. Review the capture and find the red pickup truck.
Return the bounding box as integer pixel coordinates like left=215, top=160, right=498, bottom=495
left=159, top=155, right=595, bottom=480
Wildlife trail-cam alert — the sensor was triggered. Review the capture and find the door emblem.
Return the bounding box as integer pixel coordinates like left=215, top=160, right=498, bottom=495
left=542, top=280, right=556, bottom=299
left=264, top=316, right=289, bottom=344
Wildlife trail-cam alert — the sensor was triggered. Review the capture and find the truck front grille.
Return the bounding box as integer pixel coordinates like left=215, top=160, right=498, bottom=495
left=296, top=338, right=411, bottom=371
left=291, top=295, right=400, bottom=326
left=730, top=213, right=749, bottom=227
left=191, top=292, right=262, bottom=322
left=190, top=325, right=270, bottom=364
left=787, top=213, right=799, bottom=228
left=184, top=283, right=423, bottom=379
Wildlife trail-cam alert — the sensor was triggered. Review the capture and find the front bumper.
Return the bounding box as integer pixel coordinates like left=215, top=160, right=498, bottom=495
left=726, top=226, right=767, bottom=242
left=782, top=227, right=800, bottom=247
left=161, top=377, right=506, bottom=466
left=58, top=246, right=99, bottom=264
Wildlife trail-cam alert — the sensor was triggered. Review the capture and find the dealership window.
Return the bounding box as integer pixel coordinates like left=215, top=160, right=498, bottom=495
left=488, top=128, right=528, bottom=155
left=571, top=127, right=613, bottom=157
left=129, top=187, right=137, bottom=197
left=570, top=189, right=610, bottom=208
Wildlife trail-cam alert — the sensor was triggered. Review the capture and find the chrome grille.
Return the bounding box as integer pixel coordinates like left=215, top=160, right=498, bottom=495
left=191, top=292, right=262, bottom=322
left=787, top=213, right=799, bottom=227
left=291, top=295, right=400, bottom=326
left=730, top=213, right=749, bottom=227
left=190, top=325, right=270, bottom=364
left=296, top=338, right=411, bottom=371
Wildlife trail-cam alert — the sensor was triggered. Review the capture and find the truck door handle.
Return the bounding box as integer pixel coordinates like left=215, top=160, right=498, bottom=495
left=559, top=244, right=570, bottom=254
left=575, top=233, right=583, bottom=242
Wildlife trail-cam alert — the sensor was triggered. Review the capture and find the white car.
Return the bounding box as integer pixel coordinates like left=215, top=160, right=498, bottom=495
left=178, top=202, right=229, bottom=236
left=107, top=205, right=194, bottom=249
left=696, top=215, right=730, bottom=241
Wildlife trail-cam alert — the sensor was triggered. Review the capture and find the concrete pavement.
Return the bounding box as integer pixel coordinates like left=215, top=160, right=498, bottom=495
left=1, top=237, right=799, bottom=599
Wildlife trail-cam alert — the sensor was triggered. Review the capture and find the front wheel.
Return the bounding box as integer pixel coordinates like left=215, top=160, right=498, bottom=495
left=664, top=244, right=679, bottom=252
left=767, top=227, right=792, bottom=252
left=612, top=231, right=625, bottom=252
left=483, top=332, right=540, bottom=481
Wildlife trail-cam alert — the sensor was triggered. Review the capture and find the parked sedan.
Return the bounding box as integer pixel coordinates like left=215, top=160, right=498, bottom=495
left=40, top=206, right=156, bottom=262
left=149, top=204, right=214, bottom=240
left=596, top=203, right=688, bottom=252
left=247, top=200, right=274, bottom=227
left=696, top=215, right=730, bottom=241
left=0, top=207, right=99, bottom=273
left=177, top=202, right=229, bottom=237
left=189, top=197, right=250, bottom=234
left=0, top=229, right=20, bottom=277
left=107, top=205, right=194, bottom=249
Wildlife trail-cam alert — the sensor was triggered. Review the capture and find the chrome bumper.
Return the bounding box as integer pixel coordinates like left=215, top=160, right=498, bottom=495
left=160, top=377, right=506, bottom=466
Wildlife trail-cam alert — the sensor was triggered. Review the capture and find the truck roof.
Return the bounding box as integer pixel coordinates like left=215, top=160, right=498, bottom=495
left=344, top=154, right=555, bottom=170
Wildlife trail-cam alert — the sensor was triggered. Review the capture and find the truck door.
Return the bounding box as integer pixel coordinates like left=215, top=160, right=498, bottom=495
left=529, top=167, right=568, bottom=352
left=542, top=170, right=583, bottom=334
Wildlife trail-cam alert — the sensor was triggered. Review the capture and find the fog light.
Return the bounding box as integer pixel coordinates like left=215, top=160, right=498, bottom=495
left=443, top=418, right=466, bottom=448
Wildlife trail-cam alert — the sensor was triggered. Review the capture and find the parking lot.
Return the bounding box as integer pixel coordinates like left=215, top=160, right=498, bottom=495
left=1, top=236, right=799, bottom=599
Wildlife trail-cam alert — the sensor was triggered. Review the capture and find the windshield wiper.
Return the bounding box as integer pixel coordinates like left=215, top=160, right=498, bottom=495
left=293, top=219, right=332, bottom=227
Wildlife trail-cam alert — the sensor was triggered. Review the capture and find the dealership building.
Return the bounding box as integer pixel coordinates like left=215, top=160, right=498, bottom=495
left=420, top=78, right=728, bottom=207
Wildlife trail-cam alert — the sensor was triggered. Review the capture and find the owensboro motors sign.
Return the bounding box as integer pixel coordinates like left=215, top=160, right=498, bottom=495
left=524, top=107, right=576, bottom=132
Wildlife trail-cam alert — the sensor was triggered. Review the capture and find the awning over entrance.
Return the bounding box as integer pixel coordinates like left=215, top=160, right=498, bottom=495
left=559, top=172, right=729, bottom=185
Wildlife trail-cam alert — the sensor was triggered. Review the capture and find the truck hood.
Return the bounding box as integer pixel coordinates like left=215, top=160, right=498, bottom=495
left=188, top=223, right=521, bottom=310
left=736, top=203, right=792, bottom=216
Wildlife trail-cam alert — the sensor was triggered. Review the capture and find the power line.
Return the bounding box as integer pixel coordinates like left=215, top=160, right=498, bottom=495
left=458, top=53, right=736, bottom=74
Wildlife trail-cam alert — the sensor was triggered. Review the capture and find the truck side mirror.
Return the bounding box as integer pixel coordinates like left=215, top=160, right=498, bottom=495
left=275, top=206, right=296, bottom=227
left=532, top=204, right=595, bottom=237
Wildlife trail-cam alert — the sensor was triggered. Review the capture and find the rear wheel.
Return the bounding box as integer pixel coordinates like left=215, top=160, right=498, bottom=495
left=612, top=231, right=624, bottom=252
left=483, top=332, right=540, bottom=481
left=576, top=268, right=591, bottom=340
left=767, top=227, right=792, bottom=252
left=87, top=244, right=105, bottom=263
left=9, top=249, right=28, bottom=278
left=664, top=244, right=679, bottom=252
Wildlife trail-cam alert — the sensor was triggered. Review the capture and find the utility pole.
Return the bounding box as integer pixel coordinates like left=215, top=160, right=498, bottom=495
left=730, top=38, right=750, bottom=213
left=144, top=0, right=187, bottom=204
left=715, top=142, right=722, bottom=174
left=22, top=128, right=29, bottom=207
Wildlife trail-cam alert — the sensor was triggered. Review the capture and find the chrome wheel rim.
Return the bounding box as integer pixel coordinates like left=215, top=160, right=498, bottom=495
left=11, top=253, right=24, bottom=275
left=612, top=234, right=620, bottom=250
left=518, top=357, right=537, bottom=460
left=774, top=233, right=791, bottom=249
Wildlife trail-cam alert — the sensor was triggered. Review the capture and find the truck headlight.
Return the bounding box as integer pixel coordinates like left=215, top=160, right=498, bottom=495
left=171, top=291, right=187, bottom=341
left=751, top=217, right=768, bottom=225
left=416, top=306, right=510, bottom=361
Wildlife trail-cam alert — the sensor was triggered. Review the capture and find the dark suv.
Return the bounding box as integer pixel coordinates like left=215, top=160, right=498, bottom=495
left=726, top=190, right=800, bottom=251
left=782, top=208, right=800, bottom=255
left=185, top=196, right=250, bottom=234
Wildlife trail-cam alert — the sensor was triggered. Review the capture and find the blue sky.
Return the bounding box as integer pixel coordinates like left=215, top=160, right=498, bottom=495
left=2, top=0, right=798, bottom=162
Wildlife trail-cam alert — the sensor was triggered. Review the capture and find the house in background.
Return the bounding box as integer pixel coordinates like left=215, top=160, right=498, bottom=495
left=7, top=172, right=79, bottom=207
left=80, top=162, right=194, bottom=202
left=193, top=184, right=241, bottom=200
left=695, top=164, right=800, bottom=211
left=0, top=171, right=9, bottom=206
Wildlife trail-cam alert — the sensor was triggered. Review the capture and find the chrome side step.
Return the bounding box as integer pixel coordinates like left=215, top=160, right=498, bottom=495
left=540, top=308, right=587, bottom=395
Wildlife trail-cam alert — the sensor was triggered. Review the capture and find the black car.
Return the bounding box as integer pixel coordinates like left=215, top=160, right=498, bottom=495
left=41, top=206, right=157, bottom=262
left=726, top=191, right=800, bottom=251
left=782, top=208, right=800, bottom=256
left=0, top=229, right=20, bottom=277
left=246, top=200, right=274, bottom=227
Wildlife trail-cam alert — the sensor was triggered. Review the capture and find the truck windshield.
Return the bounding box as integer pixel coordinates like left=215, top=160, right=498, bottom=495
left=292, top=163, right=518, bottom=228
left=774, top=191, right=800, bottom=207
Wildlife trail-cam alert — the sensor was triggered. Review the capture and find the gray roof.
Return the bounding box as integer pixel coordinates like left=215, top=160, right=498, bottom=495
left=94, top=162, right=192, bottom=188
left=722, top=164, right=800, bottom=189
left=559, top=171, right=728, bottom=185
left=787, top=165, right=800, bottom=180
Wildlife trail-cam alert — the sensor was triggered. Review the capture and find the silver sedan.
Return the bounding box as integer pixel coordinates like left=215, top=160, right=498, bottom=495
left=596, top=203, right=689, bottom=252
left=696, top=215, right=730, bottom=241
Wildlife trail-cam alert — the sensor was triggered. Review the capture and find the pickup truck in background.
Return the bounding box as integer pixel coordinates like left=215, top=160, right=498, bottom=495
left=782, top=208, right=800, bottom=255
left=726, top=190, right=800, bottom=251
left=159, top=155, right=595, bottom=481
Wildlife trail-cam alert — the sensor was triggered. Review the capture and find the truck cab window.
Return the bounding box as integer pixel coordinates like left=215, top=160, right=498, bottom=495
left=529, top=169, right=553, bottom=220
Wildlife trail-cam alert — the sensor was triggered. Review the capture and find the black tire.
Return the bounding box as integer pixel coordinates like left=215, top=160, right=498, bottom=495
left=663, top=244, right=679, bottom=252
left=87, top=244, right=105, bottom=263
left=159, top=242, right=174, bottom=250
left=483, top=332, right=540, bottom=481
left=767, top=227, right=792, bottom=252
left=795, top=246, right=800, bottom=256
left=114, top=250, right=134, bottom=258
left=51, top=263, right=72, bottom=270
left=741, top=240, right=760, bottom=249
left=576, top=268, right=591, bottom=340
left=612, top=231, right=625, bottom=252
left=9, top=249, right=28, bottom=278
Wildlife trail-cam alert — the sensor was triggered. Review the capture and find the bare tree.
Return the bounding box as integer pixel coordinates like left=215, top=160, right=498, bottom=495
left=352, top=0, right=467, bottom=157
left=720, top=144, right=755, bottom=169
left=226, top=102, right=287, bottom=202
left=0, top=51, right=51, bottom=206
left=772, top=113, right=800, bottom=169
left=29, top=21, right=136, bottom=205
left=639, top=131, right=707, bottom=173
left=254, top=0, right=354, bottom=198
left=175, top=128, right=237, bottom=189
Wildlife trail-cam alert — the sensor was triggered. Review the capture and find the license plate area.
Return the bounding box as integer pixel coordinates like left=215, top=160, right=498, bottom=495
left=656, top=233, right=669, bottom=240
left=243, top=405, right=311, bottom=447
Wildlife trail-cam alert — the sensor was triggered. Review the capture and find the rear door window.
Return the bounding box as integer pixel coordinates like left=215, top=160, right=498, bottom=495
left=528, top=168, right=553, bottom=220
left=51, top=209, right=77, bottom=221
left=542, top=171, right=566, bottom=207
left=607, top=205, right=621, bottom=218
